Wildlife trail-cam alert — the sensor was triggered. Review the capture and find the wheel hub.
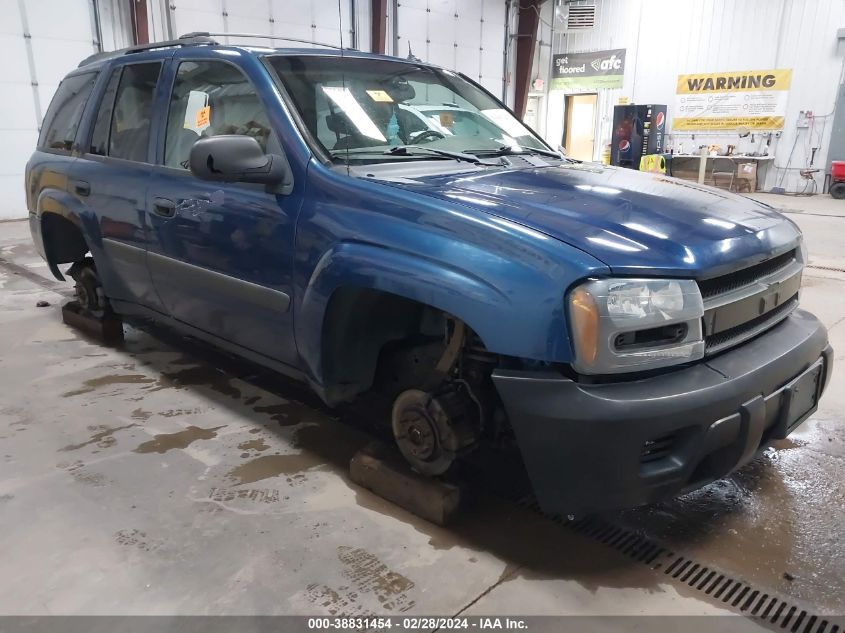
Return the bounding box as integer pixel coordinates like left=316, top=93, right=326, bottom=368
left=75, top=281, right=91, bottom=308
left=68, top=259, right=107, bottom=316
left=394, top=403, right=438, bottom=461
left=391, top=388, right=477, bottom=476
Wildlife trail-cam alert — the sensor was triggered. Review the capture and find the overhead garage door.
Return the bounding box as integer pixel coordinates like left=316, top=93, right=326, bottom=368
left=167, top=0, right=355, bottom=48
left=0, top=0, right=99, bottom=219
left=396, top=0, right=507, bottom=98
left=166, top=0, right=507, bottom=98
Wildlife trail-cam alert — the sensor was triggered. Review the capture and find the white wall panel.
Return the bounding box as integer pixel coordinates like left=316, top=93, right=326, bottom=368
left=543, top=0, right=845, bottom=192
left=0, top=0, right=98, bottom=219
left=397, top=0, right=508, bottom=96
left=164, top=0, right=500, bottom=88
left=171, top=5, right=226, bottom=35
left=168, top=0, right=356, bottom=48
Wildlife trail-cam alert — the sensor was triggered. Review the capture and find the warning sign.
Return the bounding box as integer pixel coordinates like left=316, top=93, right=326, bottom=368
left=673, top=69, right=792, bottom=130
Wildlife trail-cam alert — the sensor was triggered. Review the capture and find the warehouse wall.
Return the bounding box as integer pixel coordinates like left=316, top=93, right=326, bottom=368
left=395, top=0, right=510, bottom=99
left=0, top=0, right=511, bottom=219
left=164, top=0, right=510, bottom=98
left=1, top=0, right=101, bottom=219
left=539, top=0, right=845, bottom=193
left=161, top=0, right=358, bottom=48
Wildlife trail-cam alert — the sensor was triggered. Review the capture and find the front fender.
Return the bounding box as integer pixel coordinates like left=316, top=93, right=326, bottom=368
left=297, top=240, right=563, bottom=383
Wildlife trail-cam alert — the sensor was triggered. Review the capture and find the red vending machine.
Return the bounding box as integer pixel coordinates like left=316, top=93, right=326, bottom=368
left=610, top=104, right=667, bottom=169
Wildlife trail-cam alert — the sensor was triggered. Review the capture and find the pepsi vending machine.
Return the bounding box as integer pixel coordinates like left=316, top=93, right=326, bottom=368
left=610, top=104, right=667, bottom=169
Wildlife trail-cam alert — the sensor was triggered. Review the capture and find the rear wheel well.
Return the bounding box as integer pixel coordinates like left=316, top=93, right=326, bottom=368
left=41, top=213, right=89, bottom=270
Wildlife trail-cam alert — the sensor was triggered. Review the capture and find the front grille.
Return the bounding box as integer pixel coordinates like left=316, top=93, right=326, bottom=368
left=705, top=294, right=799, bottom=354
left=698, top=249, right=796, bottom=300
left=698, top=249, right=802, bottom=356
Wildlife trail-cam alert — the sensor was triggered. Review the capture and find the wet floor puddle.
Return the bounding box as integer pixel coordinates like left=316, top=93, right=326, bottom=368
left=62, top=374, right=155, bottom=397
left=155, top=366, right=241, bottom=399
left=252, top=402, right=314, bottom=426
left=225, top=453, right=327, bottom=485
left=237, top=437, right=270, bottom=453
left=134, top=425, right=224, bottom=454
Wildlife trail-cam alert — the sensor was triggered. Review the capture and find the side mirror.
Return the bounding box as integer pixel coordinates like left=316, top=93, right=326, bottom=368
left=189, top=135, right=287, bottom=186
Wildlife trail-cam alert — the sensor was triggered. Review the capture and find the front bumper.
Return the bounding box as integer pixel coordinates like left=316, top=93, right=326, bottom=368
left=492, top=310, right=832, bottom=516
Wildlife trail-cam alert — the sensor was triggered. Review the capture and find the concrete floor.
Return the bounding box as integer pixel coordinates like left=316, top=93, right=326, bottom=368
left=0, top=193, right=843, bottom=626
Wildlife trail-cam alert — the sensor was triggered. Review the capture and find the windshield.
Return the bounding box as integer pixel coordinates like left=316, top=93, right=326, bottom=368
left=268, top=55, right=548, bottom=162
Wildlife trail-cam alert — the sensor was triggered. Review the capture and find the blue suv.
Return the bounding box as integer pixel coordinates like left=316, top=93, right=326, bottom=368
left=26, top=34, right=831, bottom=516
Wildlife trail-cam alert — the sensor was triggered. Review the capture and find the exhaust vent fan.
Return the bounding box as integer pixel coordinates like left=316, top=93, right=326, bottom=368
left=560, top=2, right=596, bottom=31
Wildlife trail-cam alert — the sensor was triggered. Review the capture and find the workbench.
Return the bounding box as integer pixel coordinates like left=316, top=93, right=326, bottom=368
left=667, top=153, right=774, bottom=190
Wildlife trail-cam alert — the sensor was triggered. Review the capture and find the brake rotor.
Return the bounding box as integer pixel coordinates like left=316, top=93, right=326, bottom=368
left=68, top=261, right=106, bottom=317
left=391, top=388, right=476, bottom=476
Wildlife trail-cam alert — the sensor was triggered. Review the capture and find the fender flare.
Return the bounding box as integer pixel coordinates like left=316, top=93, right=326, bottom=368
left=297, top=241, right=511, bottom=383
left=36, top=188, right=99, bottom=281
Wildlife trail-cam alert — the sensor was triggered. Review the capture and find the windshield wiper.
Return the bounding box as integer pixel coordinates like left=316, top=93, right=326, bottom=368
left=469, top=145, right=566, bottom=160
left=329, top=145, right=498, bottom=165
left=385, top=145, right=502, bottom=165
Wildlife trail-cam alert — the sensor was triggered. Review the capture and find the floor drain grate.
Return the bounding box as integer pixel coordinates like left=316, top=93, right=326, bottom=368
left=571, top=517, right=841, bottom=633
left=508, top=496, right=841, bottom=633
left=807, top=264, right=845, bottom=273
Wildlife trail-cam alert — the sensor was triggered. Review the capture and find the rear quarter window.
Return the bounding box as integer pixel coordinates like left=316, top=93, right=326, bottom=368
left=38, top=73, right=98, bottom=152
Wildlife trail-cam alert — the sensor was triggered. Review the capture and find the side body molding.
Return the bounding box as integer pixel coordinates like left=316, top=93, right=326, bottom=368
left=146, top=250, right=291, bottom=313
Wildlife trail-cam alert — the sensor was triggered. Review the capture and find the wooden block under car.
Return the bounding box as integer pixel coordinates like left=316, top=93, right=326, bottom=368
left=61, top=300, right=124, bottom=346
left=349, top=441, right=463, bottom=526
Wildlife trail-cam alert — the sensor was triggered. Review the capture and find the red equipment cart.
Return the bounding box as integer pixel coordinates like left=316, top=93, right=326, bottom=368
left=832, top=161, right=845, bottom=199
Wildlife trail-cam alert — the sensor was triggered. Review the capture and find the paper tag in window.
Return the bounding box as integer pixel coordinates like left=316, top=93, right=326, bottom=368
left=196, top=106, right=211, bottom=128
left=366, top=90, right=393, bottom=103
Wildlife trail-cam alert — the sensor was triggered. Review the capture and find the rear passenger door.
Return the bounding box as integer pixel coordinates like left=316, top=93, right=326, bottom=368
left=146, top=57, right=298, bottom=364
left=73, top=60, right=165, bottom=311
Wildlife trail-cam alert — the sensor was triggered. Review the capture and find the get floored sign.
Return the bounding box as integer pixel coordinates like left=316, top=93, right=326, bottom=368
left=551, top=49, right=626, bottom=90
left=674, top=68, right=792, bottom=130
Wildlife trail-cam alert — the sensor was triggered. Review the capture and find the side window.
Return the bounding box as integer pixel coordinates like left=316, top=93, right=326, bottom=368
left=38, top=73, right=97, bottom=152
left=108, top=62, right=162, bottom=162
left=88, top=69, right=121, bottom=156
left=165, top=60, right=273, bottom=169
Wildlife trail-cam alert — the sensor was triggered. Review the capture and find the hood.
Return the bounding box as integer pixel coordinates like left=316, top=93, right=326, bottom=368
left=381, top=162, right=800, bottom=277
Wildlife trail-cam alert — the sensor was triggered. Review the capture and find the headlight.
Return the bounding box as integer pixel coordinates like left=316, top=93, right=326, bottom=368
left=567, top=278, right=705, bottom=374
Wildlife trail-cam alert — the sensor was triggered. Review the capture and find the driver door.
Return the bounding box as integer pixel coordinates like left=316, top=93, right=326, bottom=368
left=146, top=57, right=298, bottom=365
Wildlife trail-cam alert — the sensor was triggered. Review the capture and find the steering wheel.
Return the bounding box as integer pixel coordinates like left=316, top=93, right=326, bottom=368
left=412, top=129, right=446, bottom=144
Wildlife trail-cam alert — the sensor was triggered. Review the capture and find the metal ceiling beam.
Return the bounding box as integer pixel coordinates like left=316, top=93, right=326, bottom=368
left=371, top=0, right=388, bottom=54
left=513, top=0, right=541, bottom=119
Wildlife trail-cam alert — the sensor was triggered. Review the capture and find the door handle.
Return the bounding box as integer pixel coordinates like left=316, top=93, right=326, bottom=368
left=152, top=197, right=176, bottom=218
left=73, top=180, right=90, bottom=196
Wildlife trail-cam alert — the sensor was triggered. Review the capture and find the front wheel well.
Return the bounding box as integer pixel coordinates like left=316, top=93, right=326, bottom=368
left=41, top=213, right=89, bottom=273
left=320, top=287, right=440, bottom=403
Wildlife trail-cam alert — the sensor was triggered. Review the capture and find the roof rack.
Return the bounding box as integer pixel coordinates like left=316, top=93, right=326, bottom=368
left=77, top=34, right=218, bottom=67
left=179, top=31, right=351, bottom=50
left=77, top=31, right=353, bottom=69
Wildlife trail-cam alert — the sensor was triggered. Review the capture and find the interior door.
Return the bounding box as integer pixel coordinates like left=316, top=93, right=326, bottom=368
left=146, top=57, right=298, bottom=365
left=564, top=93, right=597, bottom=161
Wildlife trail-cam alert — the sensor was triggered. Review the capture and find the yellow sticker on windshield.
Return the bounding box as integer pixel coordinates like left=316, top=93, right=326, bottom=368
left=196, top=105, right=211, bottom=128
left=366, top=90, right=394, bottom=103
